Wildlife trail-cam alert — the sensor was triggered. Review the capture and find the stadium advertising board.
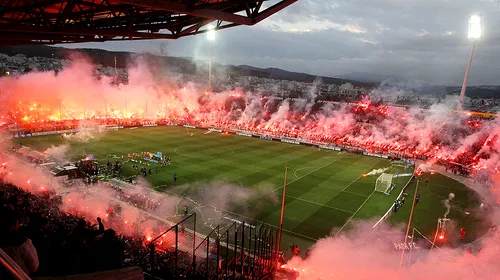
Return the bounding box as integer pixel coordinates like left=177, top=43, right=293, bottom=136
left=183, top=125, right=196, bottom=128
left=393, top=173, right=413, bottom=178
left=106, top=126, right=124, bottom=130
left=15, top=129, right=80, bottom=138
left=13, top=133, right=32, bottom=138
left=142, top=124, right=157, bottom=127
left=208, top=128, right=223, bottom=133
left=342, top=146, right=365, bottom=154
left=40, top=129, right=79, bottom=135
left=364, top=152, right=389, bottom=159
left=319, top=145, right=341, bottom=151
left=237, top=132, right=253, bottom=137
left=281, top=139, right=300, bottom=145
left=33, top=131, right=56, bottom=136
left=260, top=136, right=272, bottom=141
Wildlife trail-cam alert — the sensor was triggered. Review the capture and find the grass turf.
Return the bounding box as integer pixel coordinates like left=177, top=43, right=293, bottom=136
left=388, top=173, right=490, bottom=246
left=15, top=126, right=485, bottom=252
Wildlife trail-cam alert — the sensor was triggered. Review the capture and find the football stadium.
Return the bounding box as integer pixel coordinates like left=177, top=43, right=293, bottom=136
left=14, top=126, right=416, bottom=241
left=1, top=91, right=497, bottom=279
left=12, top=125, right=488, bottom=246
left=1, top=1, right=500, bottom=280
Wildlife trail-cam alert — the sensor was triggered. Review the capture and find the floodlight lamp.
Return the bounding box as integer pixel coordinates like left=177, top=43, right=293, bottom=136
left=207, top=25, right=216, bottom=41
left=468, top=14, right=482, bottom=39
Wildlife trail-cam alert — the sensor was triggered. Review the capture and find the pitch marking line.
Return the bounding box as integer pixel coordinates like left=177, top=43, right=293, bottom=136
left=292, top=157, right=359, bottom=179
left=284, top=194, right=354, bottom=214
left=333, top=174, right=364, bottom=197
left=273, top=159, right=339, bottom=193
left=342, top=190, right=370, bottom=198
left=220, top=209, right=318, bottom=242
left=147, top=186, right=320, bottom=242
left=293, top=167, right=317, bottom=179
left=334, top=189, right=376, bottom=237
left=332, top=164, right=397, bottom=236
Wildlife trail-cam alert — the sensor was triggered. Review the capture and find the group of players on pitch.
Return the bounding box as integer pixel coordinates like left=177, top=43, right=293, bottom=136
left=120, top=152, right=177, bottom=183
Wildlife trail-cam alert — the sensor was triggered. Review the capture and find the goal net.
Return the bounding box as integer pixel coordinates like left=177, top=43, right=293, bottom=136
left=375, top=173, right=394, bottom=194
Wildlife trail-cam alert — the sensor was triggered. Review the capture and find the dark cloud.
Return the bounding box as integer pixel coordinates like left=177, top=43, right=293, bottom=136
left=60, top=0, right=500, bottom=85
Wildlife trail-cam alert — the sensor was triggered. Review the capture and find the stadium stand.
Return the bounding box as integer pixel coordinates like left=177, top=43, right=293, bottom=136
left=0, top=180, right=147, bottom=279
left=0, top=179, right=277, bottom=279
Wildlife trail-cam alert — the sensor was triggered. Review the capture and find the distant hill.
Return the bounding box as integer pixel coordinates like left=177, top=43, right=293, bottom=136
left=0, top=45, right=373, bottom=87
left=2, top=45, right=499, bottom=98
left=242, top=66, right=374, bottom=87
left=442, top=86, right=499, bottom=99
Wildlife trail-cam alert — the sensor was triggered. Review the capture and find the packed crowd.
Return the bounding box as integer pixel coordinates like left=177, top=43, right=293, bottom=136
left=0, top=181, right=126, bottom=277
left=0, top=180, right=204, bottom=279
left=8, top=119, right=160, bottom=135
left=8, top=99, right=496, bottom=179
left=12, top=113, right=481, bottom=181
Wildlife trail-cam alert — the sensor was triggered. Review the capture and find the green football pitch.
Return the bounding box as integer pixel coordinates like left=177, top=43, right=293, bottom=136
left=15, top=126, right=487, bottom=252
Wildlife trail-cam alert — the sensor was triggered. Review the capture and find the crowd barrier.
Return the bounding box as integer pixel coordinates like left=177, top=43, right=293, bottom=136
left=148, top=213, right=278, bottom=280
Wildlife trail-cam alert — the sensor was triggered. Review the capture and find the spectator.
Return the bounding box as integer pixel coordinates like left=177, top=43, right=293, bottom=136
left=48, top=231, right=82, bottom=276
left=70, top=217, right=104, bottom=245
left=0, top=206, right=39, bottom=275
left=25, top=214, right=51, bottom=276
left=293, top=246, right=300, bottom=256
left=94, top=229, right=124, bottom=271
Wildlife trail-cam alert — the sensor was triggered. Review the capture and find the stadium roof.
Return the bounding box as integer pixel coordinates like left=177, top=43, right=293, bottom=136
left=0, top=0, right=296, bottom=46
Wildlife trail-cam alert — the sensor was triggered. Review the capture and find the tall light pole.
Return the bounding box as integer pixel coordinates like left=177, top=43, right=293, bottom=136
left=399, top=180, right=419, bottom=268
left=458, top=14, right=482, bottom=111
left=207, top=25, right=216, bottom=92
left=277, top=167, right=288, bottom=255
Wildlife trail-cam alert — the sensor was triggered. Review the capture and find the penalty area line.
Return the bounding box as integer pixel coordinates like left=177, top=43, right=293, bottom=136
left=293, top=167, right=317, bottom=179
left=342, top=190, right=370, bottom=198
left=284, top=194, right=354, bottom=214
left=334, top=189, right=376, bottom=238
left=274, top=159, right=338, bottom=193
left=147, top=187, right=320, bottom=242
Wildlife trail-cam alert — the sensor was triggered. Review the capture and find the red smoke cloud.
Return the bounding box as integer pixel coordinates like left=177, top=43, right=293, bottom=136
left=2, top=56, right=500, bottom=279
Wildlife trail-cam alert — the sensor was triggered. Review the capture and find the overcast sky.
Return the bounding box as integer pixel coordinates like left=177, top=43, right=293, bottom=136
left=61, top=0, right=500, bottom=86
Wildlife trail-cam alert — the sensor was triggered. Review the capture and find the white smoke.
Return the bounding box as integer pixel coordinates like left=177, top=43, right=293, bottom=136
left=366, top=167, right=389, bottom=176
left=443, top=192, right=455, bottom=219
left=62, top=120, right=107, bottom=142
left=43, top=144, right=70, bottom=163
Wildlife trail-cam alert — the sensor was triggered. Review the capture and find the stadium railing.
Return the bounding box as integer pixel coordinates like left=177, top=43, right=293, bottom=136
left=0, top=248, right=30, bottom=280
left=147, top=213, right=279, bottom=279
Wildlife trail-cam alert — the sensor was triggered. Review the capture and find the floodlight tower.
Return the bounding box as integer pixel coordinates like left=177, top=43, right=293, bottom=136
left=207, top=25, right=216, bottom=92
left=458, top=14, right=482, bottom=111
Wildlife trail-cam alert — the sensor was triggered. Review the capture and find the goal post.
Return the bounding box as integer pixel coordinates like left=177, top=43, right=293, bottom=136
left=375, top=173, right=394, bottom=194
